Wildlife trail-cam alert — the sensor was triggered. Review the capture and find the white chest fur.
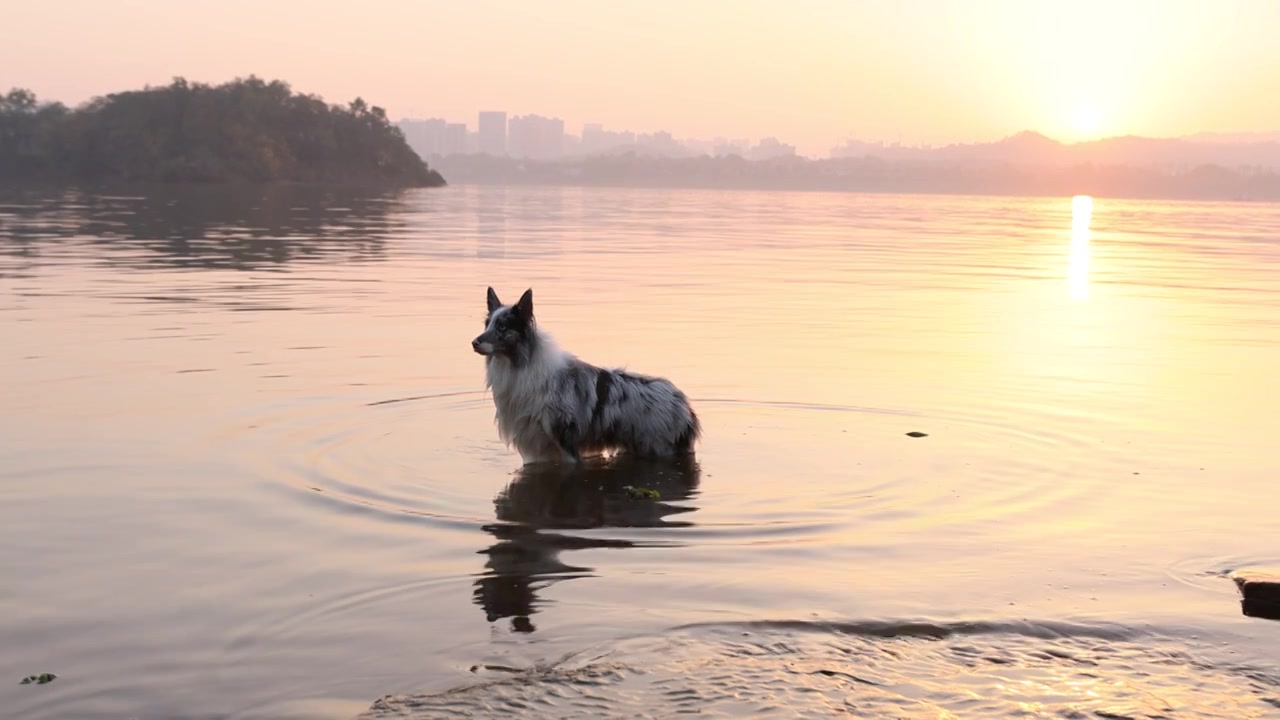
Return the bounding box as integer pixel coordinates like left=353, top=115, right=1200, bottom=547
left=485, top=347, right=570, bottom=463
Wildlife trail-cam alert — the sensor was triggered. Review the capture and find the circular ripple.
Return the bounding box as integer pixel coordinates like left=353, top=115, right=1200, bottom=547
left=209, top=389, right=1124, bottom=550
left=213, top=388, right=507, bottom=527
left=691, top=395, right=1121, bottom=543
left=1166, top=554, right=1280, bottom=595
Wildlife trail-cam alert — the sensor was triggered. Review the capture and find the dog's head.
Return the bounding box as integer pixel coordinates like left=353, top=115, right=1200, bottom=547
left=472, top=287, right=536, bottom=359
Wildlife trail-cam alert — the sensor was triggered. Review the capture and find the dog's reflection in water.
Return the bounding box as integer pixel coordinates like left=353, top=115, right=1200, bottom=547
left=472, top=455, right=701, bottom=632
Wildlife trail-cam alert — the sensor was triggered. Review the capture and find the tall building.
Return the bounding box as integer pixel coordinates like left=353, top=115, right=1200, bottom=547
left=581, top=123, right=605, bottom=155
left=507, top=114, right=565, bottom=160
left=478, top=111, right=507, bottom=156
left=443, top=123, right=468, bottom=156
left=396, top=119, right=469, bottom=158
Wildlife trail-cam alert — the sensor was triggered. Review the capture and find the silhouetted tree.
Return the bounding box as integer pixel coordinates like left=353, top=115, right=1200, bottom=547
left=0, top=77, right=445, bottom=187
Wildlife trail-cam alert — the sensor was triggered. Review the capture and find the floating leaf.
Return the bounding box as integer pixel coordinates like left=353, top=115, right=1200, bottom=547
left=622, top=485, right=661, bottom=500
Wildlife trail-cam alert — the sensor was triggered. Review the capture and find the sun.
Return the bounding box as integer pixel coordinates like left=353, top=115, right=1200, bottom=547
left=1070, top=104, right=1102, bottom=139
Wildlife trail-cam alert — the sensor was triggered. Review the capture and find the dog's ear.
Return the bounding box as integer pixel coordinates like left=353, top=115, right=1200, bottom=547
left=486, top=287, right=502, bottom=313
left=514, top=288, right=534, bottom=321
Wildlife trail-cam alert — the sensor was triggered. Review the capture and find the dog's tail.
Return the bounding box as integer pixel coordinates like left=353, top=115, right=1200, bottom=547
left=675, top=405, right=701, bottom=454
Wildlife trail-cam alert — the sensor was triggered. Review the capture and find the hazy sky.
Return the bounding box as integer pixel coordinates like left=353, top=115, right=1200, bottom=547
left=7, top=0, right=1279, bottom=155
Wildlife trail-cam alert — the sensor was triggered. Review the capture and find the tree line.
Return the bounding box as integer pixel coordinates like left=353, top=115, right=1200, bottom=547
left=0, top=77, right=445, bottom=187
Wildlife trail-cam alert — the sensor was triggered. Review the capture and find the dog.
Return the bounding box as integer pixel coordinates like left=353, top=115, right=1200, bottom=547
left=472, top=287, right=700, bottom=464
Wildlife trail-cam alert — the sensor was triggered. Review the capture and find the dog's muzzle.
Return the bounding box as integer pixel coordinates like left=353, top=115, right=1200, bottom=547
left=472, top=336, right=494, bottom=355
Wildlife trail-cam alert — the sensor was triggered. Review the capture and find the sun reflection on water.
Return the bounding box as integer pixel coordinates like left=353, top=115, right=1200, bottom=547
left=1069, top=195, right=1092, bottom=301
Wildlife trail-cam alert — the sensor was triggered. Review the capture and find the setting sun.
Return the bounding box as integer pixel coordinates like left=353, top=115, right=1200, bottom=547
left=1071, top=104, right=1102, bottom=138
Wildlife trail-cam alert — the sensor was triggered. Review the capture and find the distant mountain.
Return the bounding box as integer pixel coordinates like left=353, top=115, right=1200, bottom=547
left=833, top=131, right=1280, bottom=170
left=1183, top=131, right=1280, bottom=145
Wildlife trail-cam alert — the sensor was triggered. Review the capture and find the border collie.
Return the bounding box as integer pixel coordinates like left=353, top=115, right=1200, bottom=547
left=472, top=287, right=700, bottom=464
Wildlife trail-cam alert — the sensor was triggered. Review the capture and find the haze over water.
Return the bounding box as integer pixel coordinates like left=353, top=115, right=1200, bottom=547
left=2, top=185, right=1279, bottom=718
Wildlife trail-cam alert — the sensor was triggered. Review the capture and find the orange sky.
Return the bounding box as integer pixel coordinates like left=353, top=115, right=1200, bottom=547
left=6, top=0, right=1279, bottom=155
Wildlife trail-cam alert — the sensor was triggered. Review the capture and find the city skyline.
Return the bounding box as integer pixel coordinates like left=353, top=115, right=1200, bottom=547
left=6, top=1, right=1280, bottom=156
left=396, top=109, right=1280, bottom=163
left=395, top=107, right=1280, bottom=201
left=398, top=112, right=800, bottom=161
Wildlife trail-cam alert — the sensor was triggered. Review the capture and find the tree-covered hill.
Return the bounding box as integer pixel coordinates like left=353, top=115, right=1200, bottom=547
left=0, top=77, right=445, bottom=187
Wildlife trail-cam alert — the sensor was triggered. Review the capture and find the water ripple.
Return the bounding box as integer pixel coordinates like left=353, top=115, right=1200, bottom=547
left=360, top=618, right=1280, bottom=719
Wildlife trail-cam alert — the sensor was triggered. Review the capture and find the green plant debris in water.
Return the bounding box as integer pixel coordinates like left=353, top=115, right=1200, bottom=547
left=20, top=673, right=56, bottom=685
left=622, top=485, right=661, bottom=500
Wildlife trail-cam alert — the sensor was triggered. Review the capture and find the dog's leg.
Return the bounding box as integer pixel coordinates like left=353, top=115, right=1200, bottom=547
left=547, top=414, right=582, bottom=464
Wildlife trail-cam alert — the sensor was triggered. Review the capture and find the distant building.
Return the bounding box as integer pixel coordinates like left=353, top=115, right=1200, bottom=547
left=830, top=139, right=889, bottom=159
left=444, top=123, right=467, bottom=156
left=683, top=138, right=716, bottom=156
left=580, top=123, right=638, bottom=156
left=508, top=114, right=565, bottom=160
left=581, top=123, right=605, bottom=155
left=478, top=111, right=507, bottom=156
left=749, top=136, right=797, bottom=161
left=635, top=130, right=687, bottom=157
left=397, top=118, right=469, bottom=159
left=710, top=138, right=749, bottom=157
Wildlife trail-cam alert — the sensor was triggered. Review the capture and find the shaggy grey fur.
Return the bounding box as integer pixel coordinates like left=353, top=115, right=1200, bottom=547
left=472, top=287, right=700, bottom=464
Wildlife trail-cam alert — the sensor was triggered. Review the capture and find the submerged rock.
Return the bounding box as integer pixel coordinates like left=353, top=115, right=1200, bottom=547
left=1230, top=568, right=1280, bottom=620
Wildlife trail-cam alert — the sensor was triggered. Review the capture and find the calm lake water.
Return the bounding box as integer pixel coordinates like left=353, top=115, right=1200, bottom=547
left=2, top=185, right=1279, bottom=719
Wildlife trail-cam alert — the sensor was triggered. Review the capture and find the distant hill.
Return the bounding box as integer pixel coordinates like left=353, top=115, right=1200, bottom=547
left=1182, top=131, right=1280, bottom=145
left=832, top=130, right=1280, bottom=171
left=0, top=78, right=445, bottom=187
